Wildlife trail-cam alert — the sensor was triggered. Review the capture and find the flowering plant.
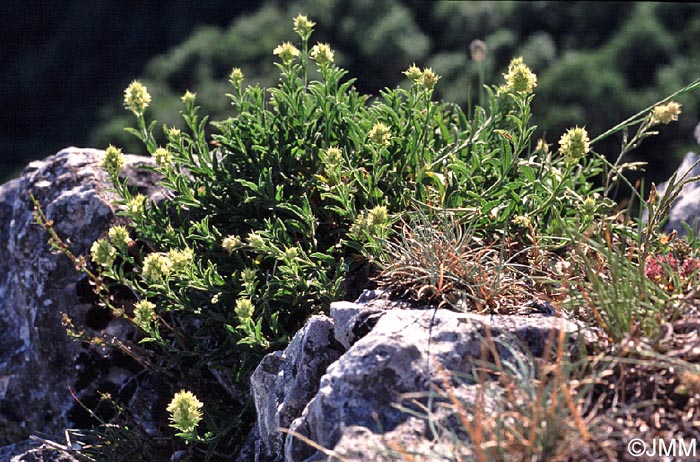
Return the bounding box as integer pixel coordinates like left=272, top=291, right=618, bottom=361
left=85, top=18, right=611, bottom=457
left=36, top=13, right=700, bottom=461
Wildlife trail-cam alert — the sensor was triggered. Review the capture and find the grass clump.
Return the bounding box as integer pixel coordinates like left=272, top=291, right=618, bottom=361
left=33, top=12, right=700, bottom=462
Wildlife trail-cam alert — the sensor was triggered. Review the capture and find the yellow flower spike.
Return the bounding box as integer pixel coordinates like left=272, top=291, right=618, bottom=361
left=420, top=68, right=441, bottom=90
left=124, top=80, right=151, bottom=115
left=141, top=252, right=173, bottom=282
left=503, top=57, right=537, bottom=94
left=273, top=42, right=301, bottom=65
left=108, top=225, right=131, bottom=251
left=222, top=235, right=242, bottom=255
left=310, top=42, right=335, bottom=66
left=241, top=267, right=257, bottom=287
left=133, top=299, right=156, bottom=329
left=167, top=126, right=182, bottom=141
left=90, top=238, right=116, bottom=268
left=403, top=63, right=423, bottom=83
left=168, top=248, right=194, bottom=273
left=293, top=14, right=315, bottom=37
left=247, top=232, right=266, bottom=251
left=229, top=67, right=244, bottom=87
left=153, top=147, right=172, bottom=168
left=101, top=145, right=124, bottom=176
left=368, top=205, right=389, bottom=226
left=181, top=90, right=197, bottom=106
left=558, top=126, right=591, bottom=164
left=283, top=246, right=299, bottom=261
left=368, top=122, right=391, bottom=146
left=511, top=215, right=532, bottom=229
left=323, top=147, right=343, bottom=166
left=126, top=194, right=147, bottom=218
left=235, top=298, right=255, bottom=320
left=167, top=390, right=203, bottom=434
left=582, top=196, right=597, bottom=216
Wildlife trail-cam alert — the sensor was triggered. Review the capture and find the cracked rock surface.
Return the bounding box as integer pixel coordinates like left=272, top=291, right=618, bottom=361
left=250, top=296, right=590, bottom=462
left=0, top=148, right=159, bottom=445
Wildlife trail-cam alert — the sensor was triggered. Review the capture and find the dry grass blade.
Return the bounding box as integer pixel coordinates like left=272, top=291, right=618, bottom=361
left=278, top=427, right=350, bottom=462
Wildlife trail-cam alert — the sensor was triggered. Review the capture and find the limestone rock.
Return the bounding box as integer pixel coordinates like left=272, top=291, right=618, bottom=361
left=0, top=148, right=159, bottom=444
left=250, top=315, right=344, bottom=462
left=249, top=298, right=590, bottom=462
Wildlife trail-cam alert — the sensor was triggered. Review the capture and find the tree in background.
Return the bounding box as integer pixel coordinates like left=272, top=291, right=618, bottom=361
left=0, top=0, right=259, bottom=181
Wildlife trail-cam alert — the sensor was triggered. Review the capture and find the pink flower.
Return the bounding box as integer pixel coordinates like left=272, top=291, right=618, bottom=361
left=644, top=254, right=678, bottom=282
left=645, top=255, right=665, bottom=282
left=681, top=257, right=700, bottom=278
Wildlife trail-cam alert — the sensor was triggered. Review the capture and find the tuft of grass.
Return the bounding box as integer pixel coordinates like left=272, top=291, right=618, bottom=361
left=376, top=209, right=533, bottom=313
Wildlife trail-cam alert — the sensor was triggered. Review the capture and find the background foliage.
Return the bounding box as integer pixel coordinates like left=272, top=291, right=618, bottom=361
left=3, top=1, right=700, bottom=187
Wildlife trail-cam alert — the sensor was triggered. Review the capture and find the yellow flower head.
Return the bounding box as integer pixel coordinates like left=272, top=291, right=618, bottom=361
left=126, top=194, right=147, bottom=218
left=503, top=57, right=537, bottom=94
left=241, top=267, right=257, bottom=289
left=273, top=42, right=301, bottom=64
left=90, top=238, right=116, bottom=267
left=222, top=235, right=242, bottom=255
left=133, top=299, right=155, bottom=329
left=229, top=67, right=244, bottom=87
left=582, top=196, right=597, bottom=216
left=167, top=248, right=194, bottom=273
left=293, top=14, right=316, bottom=37
left=368, top=205, right=389, bottom=227
left=153, top=147, right=172, bottom=168
left=558, top=126, right=590, bottom=164
left=124, top=80, right=151, bottom=115
left=101, top=145, right=124, bottom=176
left=247, top=232, right=266, bottom=251
left=403, top=63, right=423, bottom=83
left=141, top=252, right=172, bottom=282
left=420, top=68, right=441, bottom=90
left=167, top=126, right=182, bottom=141
left=108, top=225, right=131, bottom=251
left=350, top=214, right=370, bottom=237
left=235, top=298, right=255, bottom=320
left=368, top=122, right=391, bottom=146
left=311, top=42, right=335, bottom=66
left=324, top=147, right=343, bottom=166
left=167, top=390, right=203, bottom=434
left=651, top=101, right=682, bottom=125
left=283, top=246, right=299, bottom=261
left=181, top=90, right=197, bottom=106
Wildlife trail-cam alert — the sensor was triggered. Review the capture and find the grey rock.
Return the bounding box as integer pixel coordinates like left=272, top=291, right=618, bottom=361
left=0, top=148, right=159, bottom=444
left=250, top=315, right=344, bottom=462
left=353, top=289, right=387, bottom=304
left=275, top=305, right=588, bottom=462
left=329, top=301, right=385, bottom=350
left=0, top=439, right=80, bottom=462
left=653, top=125, right=700, bottom=235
